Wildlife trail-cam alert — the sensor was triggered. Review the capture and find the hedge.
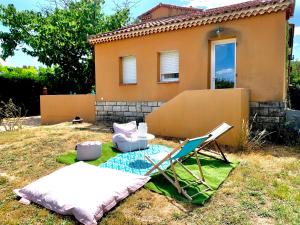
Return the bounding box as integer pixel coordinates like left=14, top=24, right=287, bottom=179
left=289, top=85, right=300, bottom=110
left=0, top=66, right=53, bottom=116
left=0, top=65, right=95, bottom=116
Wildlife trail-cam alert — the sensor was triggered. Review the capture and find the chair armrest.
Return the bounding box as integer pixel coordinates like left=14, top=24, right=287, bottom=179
left=112, top=133, right=129, bottom=142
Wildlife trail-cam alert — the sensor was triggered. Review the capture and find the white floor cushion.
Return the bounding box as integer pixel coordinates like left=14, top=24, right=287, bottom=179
left=76, top=141, right=102, bottom=161
left=14, top=162, right=150, bottom=225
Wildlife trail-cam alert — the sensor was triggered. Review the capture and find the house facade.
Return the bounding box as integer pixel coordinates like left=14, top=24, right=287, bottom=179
left=89, top=0, right=295, bottom=132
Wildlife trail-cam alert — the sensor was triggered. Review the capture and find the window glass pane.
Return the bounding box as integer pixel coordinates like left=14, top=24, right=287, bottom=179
left=161, top=73, right=179, bottom=82
left=122, top=56, right=136, bottom=84
left=215, top=43, right=235, bottom=89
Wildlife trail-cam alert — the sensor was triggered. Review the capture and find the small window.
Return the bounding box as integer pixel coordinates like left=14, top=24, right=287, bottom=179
left=122, top=56, right=136, bottom=84
left=160, top=51, right=179, bottom=82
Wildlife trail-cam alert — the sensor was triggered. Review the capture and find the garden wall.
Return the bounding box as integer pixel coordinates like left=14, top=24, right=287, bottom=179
left=146, top=88, right=250, bottom=147
left=40, top=94, right=95, bottom=124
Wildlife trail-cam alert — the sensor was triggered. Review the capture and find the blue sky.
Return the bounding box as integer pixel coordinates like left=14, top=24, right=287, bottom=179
left=215, top=43, right=235, bottom=82
left=0, top=0, right=299, bottom=67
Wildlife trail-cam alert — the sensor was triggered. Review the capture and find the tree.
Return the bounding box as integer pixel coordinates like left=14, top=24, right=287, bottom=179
left=290, top=60, right=300, bottom=87
left=289, top=60, right=300, bottom=110
left=0, top=0, right=130, bottom=93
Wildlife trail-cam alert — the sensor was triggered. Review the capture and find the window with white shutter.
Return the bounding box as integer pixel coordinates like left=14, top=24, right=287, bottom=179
left=160, top=51, right=179, bottom=82
left=122, top=56, right=137, bottom=84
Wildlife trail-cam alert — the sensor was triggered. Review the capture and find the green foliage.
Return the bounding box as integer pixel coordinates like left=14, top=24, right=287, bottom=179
left=0, top=65, right=53, bottom=115
left=289, top=85, right=300, bottom=110
left=290, top=60, right=300, bottom=87
left=289, top=60, right=300, bottom=110
left=215, top=78, right=234, bottom=89
left=268, top=122, right=300, bottom=146
left=0, top=65, right=37, bottom=77
left=0, top=0, right=130, bottom=93
left=0, top=65, right=49, bottom=81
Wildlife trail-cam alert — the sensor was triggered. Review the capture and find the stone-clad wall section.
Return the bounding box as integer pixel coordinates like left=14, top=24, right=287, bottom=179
left=96, top=101, right=163, bottom=122
left=96, top=100, right=286, bottom=131
left=250, top=101, right=286, bottom=130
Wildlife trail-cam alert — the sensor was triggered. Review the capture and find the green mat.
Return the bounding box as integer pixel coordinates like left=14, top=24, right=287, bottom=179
left=57, top=143, right=238, bottom=205
left=145, top=155, right=239, bottom=204
left=56, top=143, right=118, bottom=166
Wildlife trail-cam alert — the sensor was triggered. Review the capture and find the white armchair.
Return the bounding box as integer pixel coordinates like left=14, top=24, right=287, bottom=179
left=112, top=133, right=148, bottom=153
left=112, top=121, right=148, bottom=152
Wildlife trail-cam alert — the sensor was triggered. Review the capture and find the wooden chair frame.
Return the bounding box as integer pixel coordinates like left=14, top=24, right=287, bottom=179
left=189, top=123, right=233, bottom=163
left=145, top=139, right=212, bottom=201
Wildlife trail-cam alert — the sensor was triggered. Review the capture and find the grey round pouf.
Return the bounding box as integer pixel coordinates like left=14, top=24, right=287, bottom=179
left=76, top=141, right=102, bottom=161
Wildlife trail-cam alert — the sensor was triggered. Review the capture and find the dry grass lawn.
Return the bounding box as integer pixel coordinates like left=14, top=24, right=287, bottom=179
left=0, top=122, right=299, bottom=225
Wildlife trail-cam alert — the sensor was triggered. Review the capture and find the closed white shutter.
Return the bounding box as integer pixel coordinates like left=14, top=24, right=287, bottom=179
left=122, top=56, right=137, bottom=84
left=160, top=51, right=179, bottom=76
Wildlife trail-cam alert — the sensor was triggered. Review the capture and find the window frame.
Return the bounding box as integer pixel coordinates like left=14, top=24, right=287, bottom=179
left=210, top=38, right=236, bottom=89
left=120, top=55, right=137, bottom=85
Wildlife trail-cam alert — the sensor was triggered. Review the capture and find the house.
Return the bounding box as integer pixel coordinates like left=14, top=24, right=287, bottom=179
left=87, top=0, right=295, bottom=146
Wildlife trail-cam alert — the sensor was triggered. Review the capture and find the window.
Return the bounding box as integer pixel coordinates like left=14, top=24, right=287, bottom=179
left=122, top=56, right=137, bottom=84
left=211, top=39, right=236, bottom=89
left=160, top=51, right=179, bottom=82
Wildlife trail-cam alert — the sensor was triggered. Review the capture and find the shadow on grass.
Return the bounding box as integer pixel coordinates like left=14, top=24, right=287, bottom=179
left=72, top=122, right=113, bottom=133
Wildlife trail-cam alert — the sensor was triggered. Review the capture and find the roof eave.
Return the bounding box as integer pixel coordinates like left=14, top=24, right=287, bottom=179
left=88, top=0, right=294, bottom=45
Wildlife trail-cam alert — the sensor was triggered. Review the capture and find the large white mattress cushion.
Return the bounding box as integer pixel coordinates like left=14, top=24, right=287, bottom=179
left=14, top=162, right=150, bottom=225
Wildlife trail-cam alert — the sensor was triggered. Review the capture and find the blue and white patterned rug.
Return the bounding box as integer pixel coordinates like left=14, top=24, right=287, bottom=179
left=99, top=144, right=172, bottom=175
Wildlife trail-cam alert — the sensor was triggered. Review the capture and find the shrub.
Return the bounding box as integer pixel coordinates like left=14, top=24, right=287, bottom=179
left=0, top=99, right=25, bottom=131
left=289, top=60, right=300, bottom=110
left=289, top=85, right=300, bottom=110
left=215, top=79, right=234, bottom=89
left=267, top=122, right=300, bottom=146
left=0, top=65, right=52, bottom=115
left=239, top=117, right=274, bottom=151
left=239, top=113, right=300, bottom=149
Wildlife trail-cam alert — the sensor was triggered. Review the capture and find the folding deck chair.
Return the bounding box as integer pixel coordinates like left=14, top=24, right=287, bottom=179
left=144, top=135, right=212, bottom=201
left=192, top=123, right=233, bottom=163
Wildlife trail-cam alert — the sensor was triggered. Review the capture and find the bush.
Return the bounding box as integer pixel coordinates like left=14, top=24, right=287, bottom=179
left=0, top=66, right=53, bottom=115
left=242, top=114, right=300, bottom=148
left=239, top=117, right=274, bottom=151
left=289, top=60, right=300, bottom=110
left=0, top=99, right=25, bottom=131
left=215, top=79, right=234, bottom=89
left=289, top=85, right=300, bottom=110
left=0, top=64, right=94, bottom=115
left=266, top=122, right=300, bottom=146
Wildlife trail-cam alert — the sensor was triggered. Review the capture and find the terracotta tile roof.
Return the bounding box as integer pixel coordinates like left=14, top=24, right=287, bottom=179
left=138, top=3, right=203, bottom=22
left=89, top=0, right=295, bottom=45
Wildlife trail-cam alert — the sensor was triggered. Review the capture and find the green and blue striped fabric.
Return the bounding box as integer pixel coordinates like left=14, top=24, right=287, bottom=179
left=172, top=135, right=209, bottom=160
left=100, top=144, right=172, bottom=175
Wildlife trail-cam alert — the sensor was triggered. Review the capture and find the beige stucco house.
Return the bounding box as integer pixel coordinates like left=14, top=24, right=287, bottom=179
left=90, top=1, right=293, bottom=116
left=43, top=0, right=296, bottom=147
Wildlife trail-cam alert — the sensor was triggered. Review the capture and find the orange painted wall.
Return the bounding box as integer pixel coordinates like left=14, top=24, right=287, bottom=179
left=145, top=88, right=250, bottom=147
left=95, top=12, right=286, bottom=102
left=40, top=95, right=95, bottom=124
